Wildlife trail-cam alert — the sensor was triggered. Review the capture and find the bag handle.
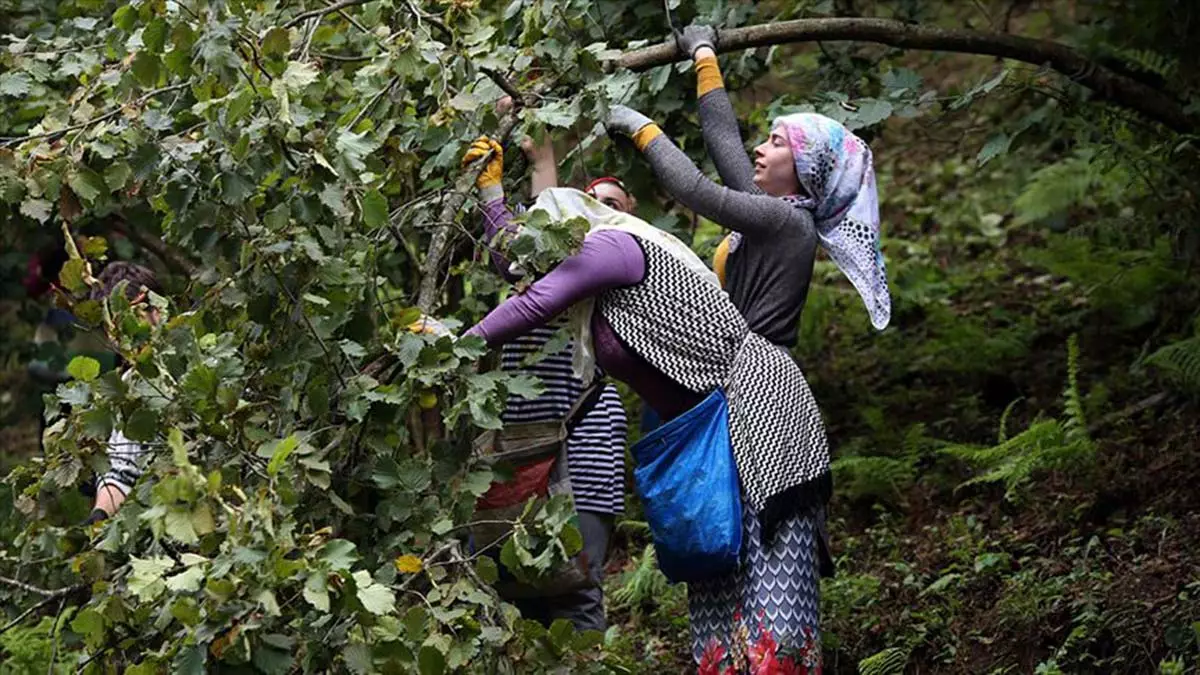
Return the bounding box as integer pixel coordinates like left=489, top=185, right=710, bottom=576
left=563, top=381, right=605, bottom=435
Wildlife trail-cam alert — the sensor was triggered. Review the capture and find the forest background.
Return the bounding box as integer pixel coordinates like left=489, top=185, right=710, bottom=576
left=1, top=0, right=1198, bottom=672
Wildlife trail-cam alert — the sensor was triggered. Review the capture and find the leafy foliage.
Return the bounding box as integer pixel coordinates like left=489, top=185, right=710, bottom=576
left=607, top=542, right=669, bottom=614
left=1144, top=336, right=1200, bottom=394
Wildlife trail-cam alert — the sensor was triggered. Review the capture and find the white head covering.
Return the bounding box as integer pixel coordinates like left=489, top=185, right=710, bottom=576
left=774, top=113, right=891, bottom=330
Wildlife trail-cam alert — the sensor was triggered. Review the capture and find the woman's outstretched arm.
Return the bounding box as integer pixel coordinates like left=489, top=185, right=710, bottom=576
left=675, top=26, right=759, bottom=194
left=607, top=106, right=808, bottom=242
left=466, top=230, right=645, bottom=347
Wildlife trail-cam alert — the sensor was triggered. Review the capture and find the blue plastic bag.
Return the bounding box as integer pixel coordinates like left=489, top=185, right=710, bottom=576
left=631, top=388, right=742, bottom=583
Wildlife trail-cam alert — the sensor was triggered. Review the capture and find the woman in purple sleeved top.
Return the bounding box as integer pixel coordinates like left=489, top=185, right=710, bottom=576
left=463, top=173, right=831, bottom=670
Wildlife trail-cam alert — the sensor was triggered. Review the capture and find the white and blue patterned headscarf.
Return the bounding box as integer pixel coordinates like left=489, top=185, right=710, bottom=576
left=774, top=113, right=891, bottom=330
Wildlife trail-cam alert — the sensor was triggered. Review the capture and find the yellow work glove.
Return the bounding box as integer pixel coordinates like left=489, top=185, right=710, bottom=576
left=462, top=137, right=505, bottom=201
left=405, top=314, right=453, bottom=338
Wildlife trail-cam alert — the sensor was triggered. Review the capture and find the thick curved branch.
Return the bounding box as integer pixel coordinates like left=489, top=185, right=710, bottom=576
left=615, top=18, right=1195, bottom=133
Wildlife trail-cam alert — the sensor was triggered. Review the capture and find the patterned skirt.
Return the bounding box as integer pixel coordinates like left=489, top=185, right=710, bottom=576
left=688, top=504, right=822, bottom=674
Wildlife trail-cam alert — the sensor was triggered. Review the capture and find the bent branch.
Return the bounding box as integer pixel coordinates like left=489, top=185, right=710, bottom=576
left=615, top=18, right=1194, bottom=133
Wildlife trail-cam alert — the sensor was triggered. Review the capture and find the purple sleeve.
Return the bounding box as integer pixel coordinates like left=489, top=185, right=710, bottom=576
left=466, top=230, right=645, bottom=347
left=481, top=198, right=523, bottom=283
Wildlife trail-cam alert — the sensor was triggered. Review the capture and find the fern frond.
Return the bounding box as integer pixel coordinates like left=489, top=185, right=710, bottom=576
left=609, top=544, right=669, bottom=610
left=1105, top=46, right=1177, bottom=79
left=1144, top=336, right=1200, bottom=393
left=997, top=397, right=1024, bottom=443
left=859, top=647, right=909, bottom=675
left=901, top=423, right=934, bottom=457
left=831, top=455, right=917, bottom=502
left=1062, top=334, right=1093, bottom=446
left=945, top=336, right=1097, bottom=499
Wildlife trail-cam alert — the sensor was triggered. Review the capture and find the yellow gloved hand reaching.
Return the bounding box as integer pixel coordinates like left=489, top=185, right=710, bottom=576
left=462, top=137, right=504, bottom=194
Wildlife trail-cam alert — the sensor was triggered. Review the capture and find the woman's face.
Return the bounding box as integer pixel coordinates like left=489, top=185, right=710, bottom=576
left=589, top=182, right=636, bottom=214
left=752, top=129, right=802, bottom=198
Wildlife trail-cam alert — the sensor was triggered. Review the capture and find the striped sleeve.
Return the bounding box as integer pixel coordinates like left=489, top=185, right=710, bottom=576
left=500, top=324, right=628, bottom=515
left=96, top=429, right=146, bottom=497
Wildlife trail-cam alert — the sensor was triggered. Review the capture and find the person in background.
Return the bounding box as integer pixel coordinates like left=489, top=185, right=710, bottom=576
left=495, top=103, right=661, bottom=436
left=23, top=243, right=118, bottom=462
left=460, top=130, right=628, bottom=633
left=82, top=262, right=164, bottom=524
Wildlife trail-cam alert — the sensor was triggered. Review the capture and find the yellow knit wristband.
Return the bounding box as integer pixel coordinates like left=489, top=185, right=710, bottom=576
left=632, top=124, right=663, bottom=152
left=696, top=55, right=724, bottom=97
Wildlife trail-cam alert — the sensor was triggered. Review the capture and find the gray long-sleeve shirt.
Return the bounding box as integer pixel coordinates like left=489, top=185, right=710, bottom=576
left=640, top=88, right=817, bottom=348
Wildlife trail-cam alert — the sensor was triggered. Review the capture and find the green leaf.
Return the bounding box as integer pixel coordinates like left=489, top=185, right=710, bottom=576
left=165, top=509, right=199, bottom=544
left=361, top=189, right=388, bottom=229
left=128, top=556, right=174, bottom=601
left=82, top=236, right=108, bottom=257
left=132, top=51, right=161, bottom=87
left=336, top=130, right=381, bottom=172
left=977, top=132, right=1012, bottom=166
left=560, top=522, right=583, bottom=557
left=881, top=68, right=923, bottom=95
left=19, top=198, right=52, bottom=222
left=181, top=503, right=209, bottom=537
left=101, top=161, right=132, bottom=191
left=168, top=428, right=188, bottom=467
left=320, top=539, right=359, bottom=570
left=475, top=556, right=499, bottom=584
left=418, top=645, right=446, bottom=675
left=165, top=565, right=205, bottom=592
left=353, top=570, right=396, bottom=615
left=852, top=99, right=893, bottom=128
left=499, top=538, right=520, bottom=575
left=0, top=72, right=31, bottom=97
left=70, top=607, right=105, bottom=649
left=463, top=469, right=494, bottom=497
left=224, top=89, right=255, bottom=127
left=67, top=356, right=101, bottom=382
left=173, top=646, right=206, bottom=675
left=282, top=61, right=320, bottom=91
left=121, top=408, right=158, bottom=444
left=548, top=618, right=575, bottom=648
left=170, top=598, right=202, bottom=626
left=80, top=408, right=113, bottom=439
left=303, top=573, right=330, bottom=611
left=505, top=375, right=544, bottom=400
left=448, top=90, right=481, bottom=111
left=59, top=258, right=87, bottom=293
left=112, top=6, right=136, bottom=31
left=532, top=100, right=579, bottom=128
left=252, top=644, right=294, bottom=675
left=262, top=27, right=291, bottom=59
left=143, top=19, right=168, bottom=54
left=266, top=434, right=300, bottom=476
left=68, top=167, right=107, bottom=204
left=343, top=644, right=373, bottom=674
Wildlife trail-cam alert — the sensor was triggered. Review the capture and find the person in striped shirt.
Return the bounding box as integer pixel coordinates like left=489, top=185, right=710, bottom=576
left=83, top=262, right=163, bottom=524
left=463, top=130, right=631, bottom=632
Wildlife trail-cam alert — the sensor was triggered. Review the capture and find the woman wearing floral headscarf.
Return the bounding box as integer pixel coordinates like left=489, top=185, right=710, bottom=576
left=605, top=25, right=890, bottom=675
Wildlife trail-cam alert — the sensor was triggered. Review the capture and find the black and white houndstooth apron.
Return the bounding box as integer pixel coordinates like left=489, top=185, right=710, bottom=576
left=595, top=236, right=829, bottom=669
